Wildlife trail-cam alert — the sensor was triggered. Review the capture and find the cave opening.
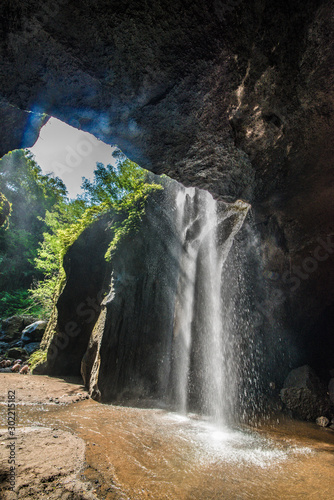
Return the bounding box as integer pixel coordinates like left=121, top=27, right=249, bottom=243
left=1, top=112, right=333, bottom=417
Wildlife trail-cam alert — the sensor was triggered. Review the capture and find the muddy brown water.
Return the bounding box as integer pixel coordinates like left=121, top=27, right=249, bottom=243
left=3, top=396, right=334, bottom=500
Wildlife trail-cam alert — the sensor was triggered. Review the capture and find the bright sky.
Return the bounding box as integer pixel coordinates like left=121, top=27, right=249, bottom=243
left=28, top=117, right=117, bottom=199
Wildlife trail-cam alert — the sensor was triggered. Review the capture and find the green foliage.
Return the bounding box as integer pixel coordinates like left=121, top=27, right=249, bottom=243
left=0, top=150, right=67, bottom=291
left=0, top=289, right=41, bottom=318
left=0, top=149, right=67, bottom=317
left=28, top=349, right=47, bottom=373
left=0, top=192, right=11, bottom=228
left=82, top=152, right=163, bottom=260
left=104, top=182, right=162, bottom=260
left=30, top=198, right=88, bottom=316
left=82, top=153, right=146, bottom=205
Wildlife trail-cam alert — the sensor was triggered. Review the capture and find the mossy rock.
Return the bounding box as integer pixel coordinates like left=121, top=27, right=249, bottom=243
left=1, top=315, right=37, bottom=341
left=5, top=347, right=28, bottom=360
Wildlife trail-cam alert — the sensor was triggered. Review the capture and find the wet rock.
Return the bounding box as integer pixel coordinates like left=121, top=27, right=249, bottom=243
left=8, top=339, right=24, bottom=348
left=316, top=416, right=329, bottom=427
left=280, top=365, right=331, bottom=421
left=0, top=367, right=11, bottom=373
left=21, top=321, right=47, bottom=344
left=24, top=342, right=41, bottom=355
left=0, top=315, right=37, bottom=342
left=0, top=341, right=8, bottom=352
left=283, top=365, right=323, bottom=392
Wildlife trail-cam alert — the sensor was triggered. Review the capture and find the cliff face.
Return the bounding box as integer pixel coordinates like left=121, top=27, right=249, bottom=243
left=44, top=216, right=112, bottom=376
left=85, top=185, right=182, bottom=403
left=0, top=1, right=334, bottom=376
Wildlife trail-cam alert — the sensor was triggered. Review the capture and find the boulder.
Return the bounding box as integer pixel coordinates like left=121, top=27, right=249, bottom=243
left=316, top=416, right=329, bottom=427
left=0, top=341, right=8, bottom=354
left=0, top=367, right=11, bottom=373
left=5, top=347, right=28, bottom=360
left=24, top=342, right=41, bottom=355
left=8, top=340, right=23, bottom=348
left=21, top=321, right=47, bottom=344
left=283, top=365, right=324, bottom=393
left=0, top=316, right=37, bottom=342
left=280, top=365, right=331, bottom=421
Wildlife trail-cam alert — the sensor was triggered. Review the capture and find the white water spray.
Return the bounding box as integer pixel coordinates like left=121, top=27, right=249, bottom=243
left=170, top=186, right=249, bottom=423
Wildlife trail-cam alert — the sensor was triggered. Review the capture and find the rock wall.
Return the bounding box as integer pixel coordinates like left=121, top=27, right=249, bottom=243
left=44, top=181, right=184, bottom=399
left=86, top=184, right=182, bottom=403
left=44, top=215, right=112, bottom=376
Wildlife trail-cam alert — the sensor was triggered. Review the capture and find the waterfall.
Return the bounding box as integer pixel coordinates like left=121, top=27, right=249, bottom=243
left=81, top=176, right=251, bottom=416
left=170, top=186, right=249, bottom=423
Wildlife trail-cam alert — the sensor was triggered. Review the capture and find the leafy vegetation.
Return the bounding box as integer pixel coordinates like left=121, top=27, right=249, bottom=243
left=29, top=198, right=88, bottom=316
left=0, top=289, right=41, bottom=317
left=0, top=150, right=67, bottom=318
left=0, top=192, right=11, bottom=228
left=82, top=151, right=163, bottom=260
left=28, top=349, right=47, bottom=372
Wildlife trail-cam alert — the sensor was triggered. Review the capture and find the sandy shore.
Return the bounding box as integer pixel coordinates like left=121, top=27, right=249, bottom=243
left=0, top=373, right=98, bottom=499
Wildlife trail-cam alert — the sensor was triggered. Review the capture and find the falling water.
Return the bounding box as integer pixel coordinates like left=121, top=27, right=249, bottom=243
left=170, top=187, right=198, bottom=414
left=170, top=186, right=249, bottom=423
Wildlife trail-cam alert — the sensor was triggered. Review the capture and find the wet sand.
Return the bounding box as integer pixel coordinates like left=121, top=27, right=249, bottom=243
left=1, top=373, right=334, bottom=499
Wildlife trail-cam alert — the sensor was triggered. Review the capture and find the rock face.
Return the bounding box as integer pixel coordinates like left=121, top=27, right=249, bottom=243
left=280, top=365, right=332, bottom=421
left=44, top=215, right=112, bottom=376
left=45, top=181, right=187, bottom=399
left=316, top=416, right=329, bottom=427
left=2, top=1, right=333, bottom=202
left=82, top=186, right=183, bottom=403
left=0, top=2, right=334, bottom=386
